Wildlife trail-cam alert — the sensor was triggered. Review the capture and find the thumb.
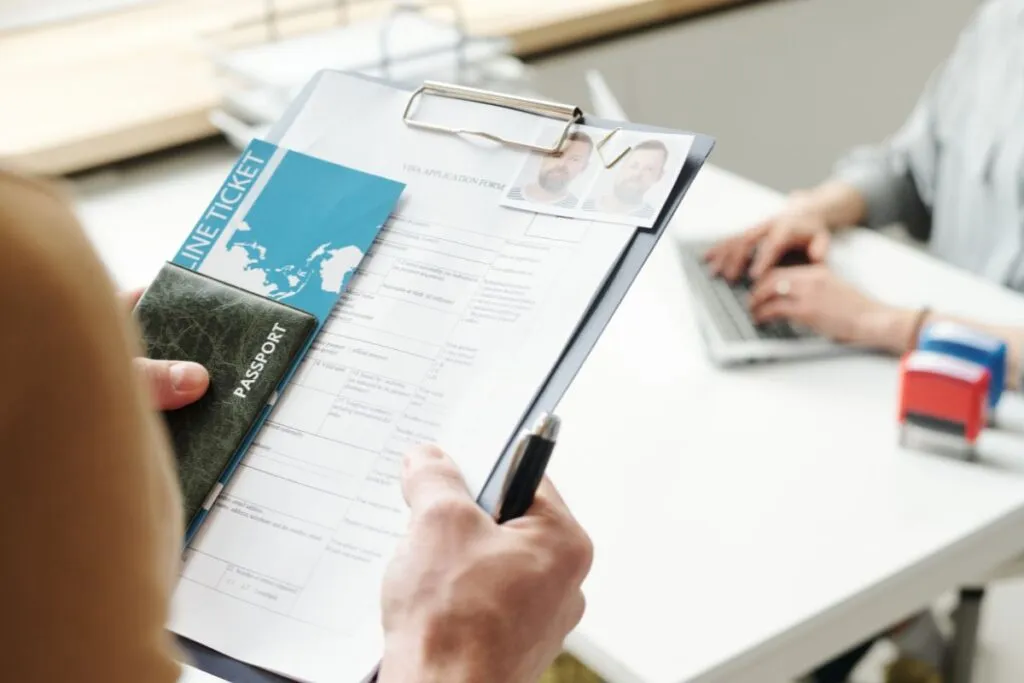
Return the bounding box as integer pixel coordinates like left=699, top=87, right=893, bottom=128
left=135, top=359, right=209, bottom=411
left=808, top=230, right=830, bottom=262
left=401, top=445, right=473, bottom=514
left=120, top=288, right=145, bottom=311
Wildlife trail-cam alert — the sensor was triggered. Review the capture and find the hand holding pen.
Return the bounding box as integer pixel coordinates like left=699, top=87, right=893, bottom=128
left=376, top=415, right=590, bottom=683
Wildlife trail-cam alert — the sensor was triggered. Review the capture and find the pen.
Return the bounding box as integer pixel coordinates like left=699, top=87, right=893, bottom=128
left=496, top=413, right=560, bottom=524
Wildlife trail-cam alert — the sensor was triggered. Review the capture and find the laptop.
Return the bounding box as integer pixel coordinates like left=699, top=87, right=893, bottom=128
left=584, top=70, right=843, bottom=365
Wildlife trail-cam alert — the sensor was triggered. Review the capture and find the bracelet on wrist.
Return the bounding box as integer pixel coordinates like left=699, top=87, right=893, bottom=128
left=906, top=306, right=931, bottom=352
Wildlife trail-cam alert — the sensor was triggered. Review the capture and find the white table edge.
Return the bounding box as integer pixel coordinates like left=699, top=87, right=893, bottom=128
left=568, top=485, right=1024, bottom=683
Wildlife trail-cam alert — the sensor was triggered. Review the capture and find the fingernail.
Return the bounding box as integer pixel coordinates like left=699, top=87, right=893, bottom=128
left=406, top=444, right=443, bottom=466
left=418, top=444, right=444, bottom=459
left=170, top=362, right=206, bottom=392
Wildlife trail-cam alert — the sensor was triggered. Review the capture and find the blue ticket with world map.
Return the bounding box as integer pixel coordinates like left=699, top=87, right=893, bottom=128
left=132, top=138, right=405, bottom=544
left=173, top=137, right=404, bottom=322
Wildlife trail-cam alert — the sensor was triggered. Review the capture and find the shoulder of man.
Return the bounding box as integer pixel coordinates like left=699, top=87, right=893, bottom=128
left=975, top=0, right=1016, bottom=26
left=0, top=171, right=98, bottom=320
left=957, top=0, right=1012, bottom=47
left=0, top=170, right=182, bottom=683
left=0, top=171, right=133, bottom=340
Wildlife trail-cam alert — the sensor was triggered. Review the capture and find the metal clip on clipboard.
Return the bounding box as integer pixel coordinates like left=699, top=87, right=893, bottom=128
left=402, top=81, right=630, bottom=167
left=403, top=80, right=583, bottom=155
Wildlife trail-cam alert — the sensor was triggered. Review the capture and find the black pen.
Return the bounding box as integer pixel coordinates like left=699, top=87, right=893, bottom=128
left=497, top=413, right=560, bottom=523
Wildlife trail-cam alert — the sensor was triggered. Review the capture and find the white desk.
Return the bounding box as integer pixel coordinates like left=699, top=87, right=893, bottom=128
left=552, top=166, right=1024, bottom=683
left=72, top=146, right=1024, bottom=683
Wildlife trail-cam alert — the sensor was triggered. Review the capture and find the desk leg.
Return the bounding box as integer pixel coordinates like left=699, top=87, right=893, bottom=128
left=806, top=635, right=879, bottom=683
left=945, top=587, right=985, bottom=683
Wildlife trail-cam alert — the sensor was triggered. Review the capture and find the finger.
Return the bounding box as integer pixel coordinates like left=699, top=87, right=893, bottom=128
left=507, top=477, right=585, bottom=536
left=747, top=271, right=781, bottom=310
left=712, top=223, right=768, bottom=279
left=749, top=233, right=791, bottom=279
left=703, top=242, right=723, bottom=263
left=523, top=478, right=594, bottom=576
left=749, top=265, right=817, bottom=309
left=751, top=297, right=800, bottom=324
left=741, top=220, right=771, bottom=244
left=529, top=476, right=572, bottom=517
left=721, top=240, right=760, bottom=282
left=546, top=590, right=588, bottom=642
left=724, top=222, right=771, bottom=276
left=568, top=590, right=587, bottom=630
left=703, top=245, right=725, bottom=275
left=704, top=237, right=743, bottom=275
left=504, top=476, right=574, bottom=530
left=808, top=230, right=830, bottom=262
left=135, top=358, right=209, bottom=411
left=401, top=444, right=473, bottom=514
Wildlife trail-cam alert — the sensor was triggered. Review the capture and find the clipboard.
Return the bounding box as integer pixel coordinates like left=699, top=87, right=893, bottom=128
left=178, top=71, right=714, bottom=683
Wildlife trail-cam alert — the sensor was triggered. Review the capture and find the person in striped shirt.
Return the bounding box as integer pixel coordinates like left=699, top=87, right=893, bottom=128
left=508, top=131, right=593, bottom=209
left=583, top=139, right=667, bottom=219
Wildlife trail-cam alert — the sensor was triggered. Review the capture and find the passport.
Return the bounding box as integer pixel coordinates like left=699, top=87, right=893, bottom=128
left=134, top=138, right=405, bottom=544
left=135, top=262, right=317, bottom=536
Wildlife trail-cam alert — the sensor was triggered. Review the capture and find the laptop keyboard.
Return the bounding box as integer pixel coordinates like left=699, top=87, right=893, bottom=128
left=678, top=241, right=810, bottom=342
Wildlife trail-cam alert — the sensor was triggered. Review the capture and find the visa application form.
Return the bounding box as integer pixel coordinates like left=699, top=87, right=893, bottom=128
left=170, top=72, right=635, bottom=682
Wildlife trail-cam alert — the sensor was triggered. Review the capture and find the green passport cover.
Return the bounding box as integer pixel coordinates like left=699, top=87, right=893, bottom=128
left=134, top=262, right=317, bottom=535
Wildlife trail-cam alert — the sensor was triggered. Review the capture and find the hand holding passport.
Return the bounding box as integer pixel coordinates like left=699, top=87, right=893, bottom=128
left=135, top=263, right=318, bottom=533
left=133, top=139, right=405, bottom=543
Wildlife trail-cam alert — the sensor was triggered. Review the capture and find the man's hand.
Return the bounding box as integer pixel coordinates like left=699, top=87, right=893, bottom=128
left=378, top=445, right=593, bottom=683
left=704, top=195, right=831, bottom=282
left=748, top=264, right=914, bottom=350
left=122, top=289, right=210, bottom=411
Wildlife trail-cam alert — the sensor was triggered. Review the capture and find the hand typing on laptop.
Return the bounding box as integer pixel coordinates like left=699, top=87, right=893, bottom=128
left=378, top=444, right=592, bottom=683
left=744, top=263, right=906, bottom=348
left=704, top=189, right=833, bottom=282
left=696, top=184, right=917, bottom=355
